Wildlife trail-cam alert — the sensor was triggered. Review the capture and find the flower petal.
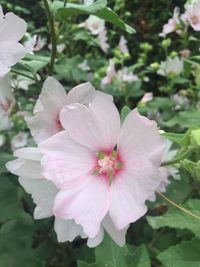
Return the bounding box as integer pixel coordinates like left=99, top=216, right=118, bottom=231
left=109, top=160, right=160, bottom=230
left=26, top=77, right=68, bottom=144
left=66, top=82, right=96, bottom=105
left=19, top=177, right=58, bottom=219
left=118, top=108, right=164, bottom=167
left=0, top=12, right=27, bottom=41
left=103, top=214, right=129, bottom=247
left=60, top=95, right=120, bottom=151
left=0, top=41, right=27, bottom=77
left=53, top=176, right=111, bottom=238
left=39, top=131, right=95, bottom=188
left=87, top=226, right=104, bottom=247
left=54, top=217, right=86, bottom=242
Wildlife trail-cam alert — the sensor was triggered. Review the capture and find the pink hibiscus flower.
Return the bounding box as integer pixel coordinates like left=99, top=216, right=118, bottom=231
left=39, top=95, right=164, bottom=239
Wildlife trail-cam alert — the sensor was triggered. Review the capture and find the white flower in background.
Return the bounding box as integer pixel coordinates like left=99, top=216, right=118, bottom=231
left=85, top=15, right=105, bottom=35
left=149, top=140, right=179, bottom=201
left=11, top=75, right=36, bottom=91
left=118, top=36, right=129, bottom=54
left=0, top=134, right=5, bottom=146
left=140, top=92, right=153, bottom=103
left=159, top=7, right=180, bottom=37
left=184, top=0, right=200, bottom=31
left=117, top=67, right=138, bottom=83
left=24, top=35, right=46, bottom=52
left=172, top=93, right=189, bottom=110
left=101, top=60, right=117, bottom=85
left=98, top=30, right=109, bottom=53
left=48, top=43, right=66, bottom=54
left=26, top=77, right=113, bottom=144
left=84, top=0, right=94, bottom=5
left=157, top=57, right=183, bottom=76
left=180, top=49, right=191, bottom=58
left=102, top=62, right=138, bottom=85
left=0, top=5, right=27, bottom=77
left=0, top=77, right=15, bottom=131
left=78, top=60, right=90, bottom=71
left=11, top=132, right=28, bottom=151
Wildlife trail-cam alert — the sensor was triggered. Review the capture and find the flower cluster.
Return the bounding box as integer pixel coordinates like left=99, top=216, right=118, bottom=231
left=6, top=77, right=167, bottom=247
left=160, top=0, right=200, bottom=37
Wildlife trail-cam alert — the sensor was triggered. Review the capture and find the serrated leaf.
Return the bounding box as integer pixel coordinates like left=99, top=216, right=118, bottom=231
left=126, top=244, right=150, bottom=267
left=0, top=174, right=31, bottom=222
left=158, top=238, right=200, bottom=267
left=53, top=0, right=135, bottom=34
left=78, top=235, right=151, bottom=267
left=147, top=199, right=200, bottom=238
left=0, top=152, right=14, bottom=173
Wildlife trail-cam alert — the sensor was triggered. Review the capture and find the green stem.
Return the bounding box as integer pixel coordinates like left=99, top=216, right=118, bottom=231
left=158, top=192, right=200, bottom=221
left=11, top=69, right=39, bottom=82
left=43, top=0, right=57, bottom=75
left=161, top=146, right=199, bottom=167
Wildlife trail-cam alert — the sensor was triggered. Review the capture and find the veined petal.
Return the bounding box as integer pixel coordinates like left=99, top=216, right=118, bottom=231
left=66, top=82, right=96, bottom=105
left=54, top=217, right=86, bottom=242
left=53, top=176, right=111, bottom=238
left=0, top=12, right=27, bottom=41
left=39, top=131, right=95, bottom=188
left=26, top=77, right=68, bottom=144
left=0, top=41, right=27, bottom=77
left=19, top=177, right=58, bottom=219
left=103, top=214, right=129, bottom=247
left=6, top=158, right=43, bottom=179
left=109, top=160, right=160, bottom=230
left=87, top=226, right=104, bottom=248
left=60, top=95, right=120, bottom=151
left=118, top=109, right=164, bottom=167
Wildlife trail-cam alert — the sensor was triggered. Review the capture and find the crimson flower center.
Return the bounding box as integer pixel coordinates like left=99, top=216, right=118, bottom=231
left=93, top=151, right=123, bottom=184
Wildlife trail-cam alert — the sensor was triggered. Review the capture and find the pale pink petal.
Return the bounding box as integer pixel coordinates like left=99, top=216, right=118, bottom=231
left=60, top=95, right=120, bottom=151
left=109, top=160, right=160, bottom=230
left=54, top=218, right=86, bottom=242
left=117, top=108, right=164, bottom=167
left=0, top=12, right=27, bottom=41
left=26, top=77, right=68, bottom=144
left=53, top=176, right=111, bottom=238
left=39, top=131, right=96, bottom=188
left=103, top=214, right=129, bottom=247
left=6, top=158, right=43, bottom=179
left=19, top=177, right=58, bottom=219
left=14, top=147, right=42, bottom=161
left=87, top=226, right=104, bottom=247
left=66, top=82, right=96, bottom=105
left=0, top=41, right=27, bottom=77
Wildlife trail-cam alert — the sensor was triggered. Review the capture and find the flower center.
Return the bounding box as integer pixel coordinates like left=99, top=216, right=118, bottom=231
left=191, top=15, right=199, bottom=25
left=93, top=151, right=123, bottom=185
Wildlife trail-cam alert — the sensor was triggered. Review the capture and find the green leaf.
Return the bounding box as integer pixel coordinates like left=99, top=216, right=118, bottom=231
left=126, top=244, right=151, bottom=267
left=157, top=238, right=200, bottom=267
left=0, top=219, right=46, bottom=267
left=182, top=159, right=200, bottom=182
left=164, top=110, right=200, bottom=128
left=0, top=152, right=14, bottom=174
left=162, top=132, right=186, bottom=145
left=53, top=0, right=135, bottom=34
left=0, top=174, right=31, bottom=222
left=147, top=199, right=200, bottom=238
left=121, top=105, right=131, bottom=122
left=78, top=235, right=151, bottom=267
left=55, top=55, right=87, bottom=82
